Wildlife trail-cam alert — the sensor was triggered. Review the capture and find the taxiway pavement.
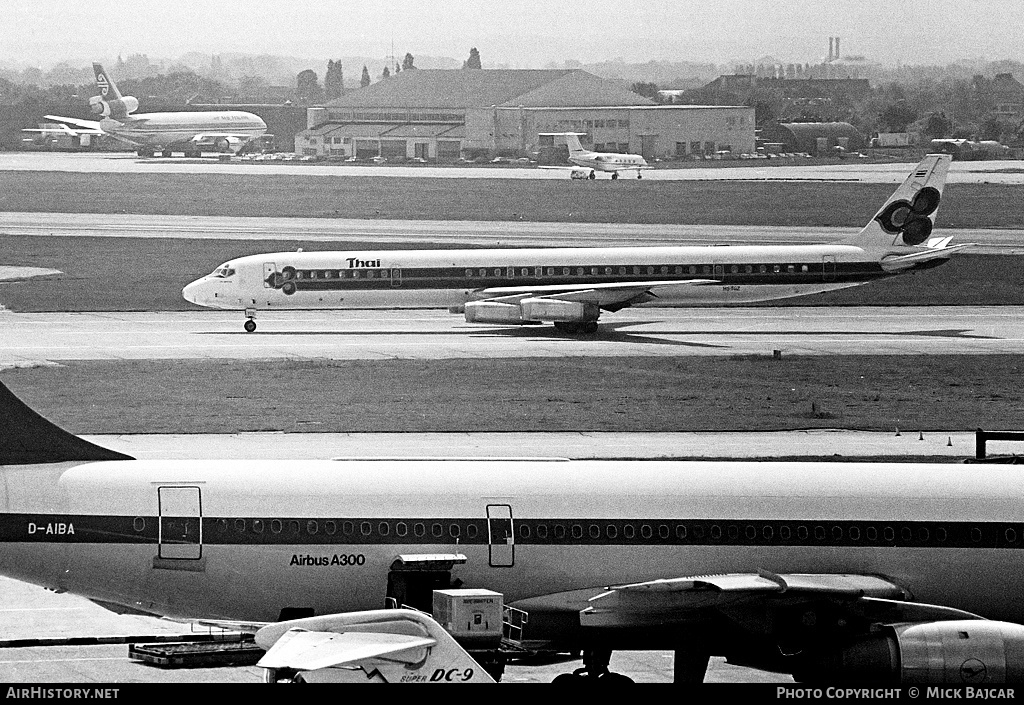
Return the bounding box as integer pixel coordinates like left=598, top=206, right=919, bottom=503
left=6, top=151, right=1024, bottom=184
left=84, top=429, right=979, bottom=461
left=3, top=211, right=1023, bottom=251
left=0, top=307, right=1019, bottom=366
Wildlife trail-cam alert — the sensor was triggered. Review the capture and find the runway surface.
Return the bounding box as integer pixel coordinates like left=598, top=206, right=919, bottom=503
left=84, top=429, right=979, bottom=461
left=7, top=151, right=1024, bottom=183
left=3, top=211, right=1023, bottom=252
left=0, top=307, right=1018, bottom=366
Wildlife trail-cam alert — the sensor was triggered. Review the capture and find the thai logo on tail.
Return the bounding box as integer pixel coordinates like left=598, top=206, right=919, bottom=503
left=875, top=186, right=941, bottom=246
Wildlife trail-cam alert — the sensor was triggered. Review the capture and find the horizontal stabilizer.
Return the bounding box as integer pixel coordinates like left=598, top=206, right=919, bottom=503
left=257, top=628, right=436, bottom=671
left=43, top=115, right=103, bottom=132
left=0, top=381, right=132, bottom=464
left=879, top=244, right=974, bottom=271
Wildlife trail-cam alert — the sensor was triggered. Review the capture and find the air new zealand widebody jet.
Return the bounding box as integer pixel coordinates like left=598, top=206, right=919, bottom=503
left=183, top=154, right=967, bottom=333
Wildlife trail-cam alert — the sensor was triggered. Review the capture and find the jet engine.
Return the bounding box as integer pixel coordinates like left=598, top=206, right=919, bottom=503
left=89, top=95, right=139, bottom=119
left=463, top=301, right=530, bottom=324
left=463, top=298, right=599, bottom=326
left=520, top=298, right=599, bottom=323
left=801, top=620, right=1024, bottom=683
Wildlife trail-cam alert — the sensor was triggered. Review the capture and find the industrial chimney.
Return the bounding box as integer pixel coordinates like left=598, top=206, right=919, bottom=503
left=835, top=36, right=841, bottom=60
left=829, top=37, right=834, bottom=62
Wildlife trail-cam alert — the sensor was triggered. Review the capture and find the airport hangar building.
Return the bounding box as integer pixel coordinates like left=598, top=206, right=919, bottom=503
left=296, top=69, right=754, bottom=161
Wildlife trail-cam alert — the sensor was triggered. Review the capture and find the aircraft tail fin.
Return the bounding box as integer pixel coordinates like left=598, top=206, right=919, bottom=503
left=92, top=63, right=123, bottom=100
left=89, top=64, right=137, bottom=119
left=0, top=380, right=133, bottom=464
left=840, top=154, right=952, bottom=250
left=564, top=132, right=586, bottom=156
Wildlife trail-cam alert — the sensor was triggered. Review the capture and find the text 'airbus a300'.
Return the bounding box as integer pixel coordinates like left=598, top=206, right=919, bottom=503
left=2, top=383, right=1024, bottom=683
left=183, top=154, right=967, bottom=334
left=35, top=63, right=267, bottom=157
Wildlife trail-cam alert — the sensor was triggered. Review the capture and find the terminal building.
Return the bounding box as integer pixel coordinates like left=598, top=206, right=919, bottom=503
left=296, top=69, right=754, bottom=161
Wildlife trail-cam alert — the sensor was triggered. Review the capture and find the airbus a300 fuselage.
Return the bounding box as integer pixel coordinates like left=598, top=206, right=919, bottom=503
left=5, top=453, right=1024, bottom=682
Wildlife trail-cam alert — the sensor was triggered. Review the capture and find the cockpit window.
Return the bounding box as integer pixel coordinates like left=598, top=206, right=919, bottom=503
left=211, top=265, right=236, bottom=278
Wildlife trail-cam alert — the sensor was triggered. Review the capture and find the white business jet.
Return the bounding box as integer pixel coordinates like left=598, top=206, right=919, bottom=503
left=2, top=381, right=1024, bottom=683
left=183, top=154, right=967, bottom=334
left=540, top=132, right=651, bottom=179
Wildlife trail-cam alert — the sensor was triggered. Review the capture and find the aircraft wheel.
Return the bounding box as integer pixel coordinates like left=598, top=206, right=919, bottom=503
left=599, top=672, right=635, bottom=685
left=138, top=149, right=153, bottom=158
left=582, top=321, right=599, bottom=334
left=637, top=172, right=643, bottom=179
left=244, top=319, right=256, bottom=333
left=611, top=172, right=619, bottom=180
left=588, top=171, right=596, bottom=180
left=552, top=672, right=586, bottom=684
left=161, top=150, right=172, bottom=158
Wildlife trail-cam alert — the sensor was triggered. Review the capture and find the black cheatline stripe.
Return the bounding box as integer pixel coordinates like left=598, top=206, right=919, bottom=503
left=277, top=263, right=886, bottom=293
left=2, top=514, right=1022, bottom=550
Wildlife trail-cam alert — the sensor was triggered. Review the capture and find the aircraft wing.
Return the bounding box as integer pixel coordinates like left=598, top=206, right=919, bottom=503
left=43, top=115, right=104, bottom=132
left=257, top=628, right=436, bottom=671
left=581, top=571, right=985, bottom=630
left=476, top=279, right=720, bottom=310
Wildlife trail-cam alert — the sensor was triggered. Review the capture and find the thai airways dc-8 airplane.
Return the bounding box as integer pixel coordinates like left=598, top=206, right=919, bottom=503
left=183, top=154, right=967, bottom=334
left=3, top=382, right=1024, bottom=683
left=39, top=63, right=267, bottom=157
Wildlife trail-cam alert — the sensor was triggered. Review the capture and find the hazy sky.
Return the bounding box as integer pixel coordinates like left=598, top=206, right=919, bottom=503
left=6, top=0, right=1024, bottom=68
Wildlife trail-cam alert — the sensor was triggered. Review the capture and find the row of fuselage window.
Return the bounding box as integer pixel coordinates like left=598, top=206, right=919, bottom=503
left=177, top=517, right=1024, bottom=547
left=287, top=263, right=823, bottom=282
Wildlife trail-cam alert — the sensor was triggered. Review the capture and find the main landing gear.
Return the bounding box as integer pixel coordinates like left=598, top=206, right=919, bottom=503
left=588, top=170, right=596, bottom=180
left=552, top=649, right=635, bottom=685
left=553, top=321, right=599, bottom=335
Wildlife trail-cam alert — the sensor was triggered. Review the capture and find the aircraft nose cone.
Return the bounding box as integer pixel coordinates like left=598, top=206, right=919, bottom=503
left=182, top=279, right=205, bottom=305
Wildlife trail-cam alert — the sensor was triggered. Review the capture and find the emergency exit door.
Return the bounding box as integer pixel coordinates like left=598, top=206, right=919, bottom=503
left=159, top=486, right=203, bottom=560
left=486, top=504, right=514, bottom=567
left=263, top=262, right=276, bottom=287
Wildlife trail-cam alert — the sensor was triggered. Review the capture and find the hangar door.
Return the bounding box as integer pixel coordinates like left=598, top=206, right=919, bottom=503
left=640, top=134, right=658, bottom=160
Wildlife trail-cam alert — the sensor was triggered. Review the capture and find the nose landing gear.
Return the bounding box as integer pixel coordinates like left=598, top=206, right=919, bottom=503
left=244, top=308, right=257, bottom=332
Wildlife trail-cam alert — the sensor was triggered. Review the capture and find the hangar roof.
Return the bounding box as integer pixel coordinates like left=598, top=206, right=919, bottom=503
left=325, top=69, right=656, bottom=109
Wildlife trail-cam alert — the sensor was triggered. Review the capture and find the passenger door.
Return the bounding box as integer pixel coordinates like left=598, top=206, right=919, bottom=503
left=822, top=255, right=837, bottom=282
left=486, top=504, right=514, bottom=568
left=158, top=486, right=203, bottom=560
